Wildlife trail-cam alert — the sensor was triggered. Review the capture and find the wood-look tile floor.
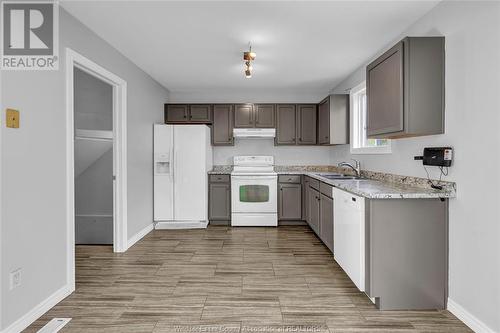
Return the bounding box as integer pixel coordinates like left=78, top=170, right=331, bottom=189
left=26, top=226, right=471, bottom=332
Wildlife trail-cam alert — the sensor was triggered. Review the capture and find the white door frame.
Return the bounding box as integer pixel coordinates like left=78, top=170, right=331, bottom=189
left=65, top=48, right=128, bottom=289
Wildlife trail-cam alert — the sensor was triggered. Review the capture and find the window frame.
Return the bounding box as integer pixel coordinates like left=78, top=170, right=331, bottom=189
left=349, top=81, right=392, bottom=155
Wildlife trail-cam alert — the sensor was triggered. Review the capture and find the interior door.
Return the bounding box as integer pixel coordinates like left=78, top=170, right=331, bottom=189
left=173, top=125, right=208, bottom=221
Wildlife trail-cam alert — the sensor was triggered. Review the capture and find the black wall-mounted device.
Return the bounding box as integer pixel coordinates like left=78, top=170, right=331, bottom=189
left=414, top=147, right=453, bottom=167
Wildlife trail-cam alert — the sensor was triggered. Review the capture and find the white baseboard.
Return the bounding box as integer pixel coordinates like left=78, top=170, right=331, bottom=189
left=155, top=221, right=208, bottom=229
left=447, top=298, right=496, bottom=333
left=1, top=284, right=72, bottom=333
left=126, top=223, right=153, bottom=250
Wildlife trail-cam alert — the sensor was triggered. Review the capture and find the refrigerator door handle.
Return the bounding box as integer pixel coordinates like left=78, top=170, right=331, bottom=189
left=169, top=147, right=174, bottom=180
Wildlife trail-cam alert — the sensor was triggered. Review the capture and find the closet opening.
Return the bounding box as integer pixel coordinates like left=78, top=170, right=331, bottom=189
left=66, top=48, right=128, bottom=291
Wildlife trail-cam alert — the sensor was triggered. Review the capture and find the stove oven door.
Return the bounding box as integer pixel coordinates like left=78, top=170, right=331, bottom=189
left=231, top=175, right=277, bottom=213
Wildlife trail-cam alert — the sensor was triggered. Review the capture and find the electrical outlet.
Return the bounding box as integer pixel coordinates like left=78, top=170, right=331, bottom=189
left=10, top=268, right=21, bottom=290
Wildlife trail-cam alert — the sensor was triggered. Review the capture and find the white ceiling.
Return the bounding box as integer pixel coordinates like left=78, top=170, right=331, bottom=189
left=61, top=1, right=440, bottom=101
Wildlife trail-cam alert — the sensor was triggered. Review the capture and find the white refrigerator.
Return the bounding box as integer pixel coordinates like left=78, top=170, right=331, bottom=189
left=153, top=124, right=213, bottom=229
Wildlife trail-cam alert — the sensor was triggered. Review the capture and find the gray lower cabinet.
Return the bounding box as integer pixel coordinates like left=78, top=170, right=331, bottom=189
left=208, top=175, right=231, bottom=224
left=319, top=193, right=333, bottom=252
left=212, top=104, right=234, bottom=146
left=276, top=104, right=297, bottom=145
left=365, top=198, right=448, bottom=310
left=234, top=104, right=254, bottom=128
left=307, top=186, right=320, bottom=235
left=278, top=175, right=302, bottom=220
left=254, top=104, right=275, bottom=128
left=296, top=104, right=317, bottom=145
left=366, top=37, right=444, bottom=138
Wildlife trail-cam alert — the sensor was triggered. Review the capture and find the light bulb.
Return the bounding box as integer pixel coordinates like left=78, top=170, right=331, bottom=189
left=245, top=69, right=252, bottom=78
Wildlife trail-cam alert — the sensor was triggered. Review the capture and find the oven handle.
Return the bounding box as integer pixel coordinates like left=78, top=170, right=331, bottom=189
left=231, top=175, right=277, bottom=180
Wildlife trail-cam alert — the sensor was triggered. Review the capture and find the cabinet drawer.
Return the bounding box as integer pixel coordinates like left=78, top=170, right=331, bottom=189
left=278, top=175, right=301, bottom=183
left=320, top=182, right=333, bottom=198
left=308, top=177, right=320, bottom=190
left=209, top=174, right=230, bottom=183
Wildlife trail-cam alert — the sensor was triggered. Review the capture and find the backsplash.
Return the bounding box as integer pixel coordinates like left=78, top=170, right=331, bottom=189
left=213, top=139, right=334, bottom=165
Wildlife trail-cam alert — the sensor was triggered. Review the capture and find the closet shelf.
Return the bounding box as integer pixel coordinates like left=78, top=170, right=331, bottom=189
left=75, top=129, right=113, bottom=141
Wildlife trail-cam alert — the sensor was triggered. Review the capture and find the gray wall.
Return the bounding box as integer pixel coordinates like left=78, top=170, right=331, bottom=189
left=76, top=148, right=113, bottom=216
left=330, top=1, right=500, bottom=331
left=0, top=7, right=168, bottom=330
left=74, top=67, right=113, bottom=131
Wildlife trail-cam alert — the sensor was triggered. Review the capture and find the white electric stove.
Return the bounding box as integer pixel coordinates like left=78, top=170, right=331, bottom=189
left=231, top=156, right=278, bottom=227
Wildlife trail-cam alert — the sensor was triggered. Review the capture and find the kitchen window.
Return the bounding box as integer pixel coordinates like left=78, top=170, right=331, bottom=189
left=350, top=81, right=391, bottom=154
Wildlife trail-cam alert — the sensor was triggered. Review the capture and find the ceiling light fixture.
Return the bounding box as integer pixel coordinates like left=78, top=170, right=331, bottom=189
left=243, top=44, right=256, bottom=78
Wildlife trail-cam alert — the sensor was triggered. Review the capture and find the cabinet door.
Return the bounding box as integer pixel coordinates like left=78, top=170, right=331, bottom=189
left=297, top=104, right=317, bottom=145
left=320, top=193, right=334, bottom=252
left=318, top=99, right=330, bottom=144
left=212, top=105, right=234, bottom=145
left=278, top=183, right=302, bottom=220
left=209, top=183, right=231, bottom=220
left=307, top=186, right=320, bottom=235
left=234, top=104, right=254, bottom=128
left=276, top=104, right=297, bottom=145
left=165, top=104, right=189, bottom=123
left=302, top=177, right=310, bottom=221
left=189, top=104, right=212, bottom=123
left=254, top=104, right=275, bottom=128
left=366, top=41, right=404, bottom=136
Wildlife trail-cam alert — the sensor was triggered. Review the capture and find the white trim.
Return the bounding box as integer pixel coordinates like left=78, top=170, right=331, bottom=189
left=349, top=81, right=392, bottom=155
left=65, top=48, right=128, bottom=294
left=127, top=223, right=154, bottom=250
left=447, top=298, right=496, bottom=333
left=0, top=285, right=72, bottom=333
left=0, top=59, right=3, bottom=331
left=155, top=221, right=209, bottom=229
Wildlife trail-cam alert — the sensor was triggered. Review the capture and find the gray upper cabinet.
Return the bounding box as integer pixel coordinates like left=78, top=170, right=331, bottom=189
left=189, top=104, right=212, bottom=123
left=234, top=104, right=254, bottom=128
left=319, top=193, right=333, bottom=252
left=254, top=104, right=275, bottom=128
left=276, top=104, right=297, bottom=145
left=212, top=104, right=234, bottom=146
left=318, top=95, right=349, bottom=145
left=278, top=183, right=302, bottom=220
left=296, top=104, right=317, bottom=145
left=165, top=104, right=189, bottom=123
left=366, top=37, right=445, bottom=138
left=318, top=100, right=329, bottom=144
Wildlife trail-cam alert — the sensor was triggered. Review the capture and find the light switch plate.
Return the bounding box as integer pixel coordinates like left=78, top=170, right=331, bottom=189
left=6, top=109, right=20, bottom=128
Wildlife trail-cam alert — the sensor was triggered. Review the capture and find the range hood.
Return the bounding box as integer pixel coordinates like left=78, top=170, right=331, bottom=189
left=233, top=128, right=276, bottom=138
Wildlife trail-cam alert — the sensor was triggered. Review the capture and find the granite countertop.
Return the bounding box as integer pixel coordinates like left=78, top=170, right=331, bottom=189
left=208, top=165, right=456, bottom=199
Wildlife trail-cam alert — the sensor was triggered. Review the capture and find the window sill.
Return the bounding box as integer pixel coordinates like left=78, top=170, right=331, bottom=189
left=350, top=146, right=392, bottom=155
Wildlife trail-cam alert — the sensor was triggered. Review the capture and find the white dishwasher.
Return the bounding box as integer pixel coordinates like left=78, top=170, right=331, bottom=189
left=333, top=188, right=366, bottom=291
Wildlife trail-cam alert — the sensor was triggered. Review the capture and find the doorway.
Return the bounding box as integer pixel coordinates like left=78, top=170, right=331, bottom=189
left=65, top=48, right=128, bottom=290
